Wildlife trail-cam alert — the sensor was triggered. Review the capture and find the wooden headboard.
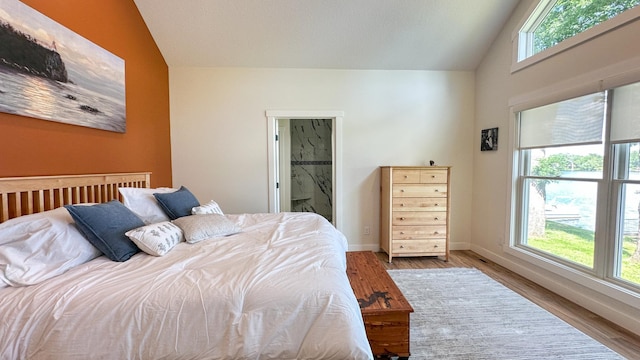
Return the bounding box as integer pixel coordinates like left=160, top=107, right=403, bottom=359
left=0, top=172, right=151, bottom=223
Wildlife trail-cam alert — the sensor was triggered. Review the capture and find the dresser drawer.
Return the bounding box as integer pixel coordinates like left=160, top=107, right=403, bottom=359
left=419, top=170, right=448, bottom=184
left=393, top=184, right=447, bottom=198
left=393, top=169, right=448, bottom=184
left=392, top=169, right=421, bottom=183
left=392, top=211, right=447, bottom=225
left=392, top=197, right=447, bottom=212
left=392, top=239, right=446, bottom=254
left=392, top=225, right=446, bottom=239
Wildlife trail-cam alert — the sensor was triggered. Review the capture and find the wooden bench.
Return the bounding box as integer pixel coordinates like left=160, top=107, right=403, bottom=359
left=346, top=251, right=413, bottom=359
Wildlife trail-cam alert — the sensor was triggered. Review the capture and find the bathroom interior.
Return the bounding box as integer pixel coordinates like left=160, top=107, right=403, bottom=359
left=278, top=118, right=333, bottom=223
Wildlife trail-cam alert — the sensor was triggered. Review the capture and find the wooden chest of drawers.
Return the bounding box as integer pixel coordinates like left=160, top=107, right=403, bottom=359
left=380, top=166, right=451, bottom=262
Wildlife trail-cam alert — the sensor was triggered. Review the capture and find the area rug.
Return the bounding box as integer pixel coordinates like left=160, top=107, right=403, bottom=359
left=387, top=268, right=625, bottom=359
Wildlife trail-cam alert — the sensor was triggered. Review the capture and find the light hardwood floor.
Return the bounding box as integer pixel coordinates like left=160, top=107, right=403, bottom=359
left=375, top=250, right=640, bottom=359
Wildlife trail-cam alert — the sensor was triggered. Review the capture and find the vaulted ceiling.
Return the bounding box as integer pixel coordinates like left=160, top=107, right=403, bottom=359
left=134, top=0, right=521, bottom=71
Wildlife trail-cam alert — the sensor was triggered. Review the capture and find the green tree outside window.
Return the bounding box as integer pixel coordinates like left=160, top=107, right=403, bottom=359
left=533, top=0, right=640, bottom=54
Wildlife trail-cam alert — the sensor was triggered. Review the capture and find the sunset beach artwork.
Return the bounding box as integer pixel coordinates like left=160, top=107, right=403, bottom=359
left=0, top=0, right=126, bottom=132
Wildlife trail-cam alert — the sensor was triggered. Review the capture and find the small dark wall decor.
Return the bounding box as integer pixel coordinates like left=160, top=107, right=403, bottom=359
left=481, top=127, right=498, bottom=151
left=0, top=0, right=126, bottom=132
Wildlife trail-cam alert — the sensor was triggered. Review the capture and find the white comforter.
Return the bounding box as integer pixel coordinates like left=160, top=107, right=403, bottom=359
left=0, top=212, right=373, bottom=360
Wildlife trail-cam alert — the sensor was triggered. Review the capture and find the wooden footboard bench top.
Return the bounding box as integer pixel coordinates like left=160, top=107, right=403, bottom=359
left=346, top=251, right=413, bottom=359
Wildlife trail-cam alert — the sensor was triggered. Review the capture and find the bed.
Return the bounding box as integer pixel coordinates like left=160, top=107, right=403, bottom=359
left=0, top=173, right=373, bottom=359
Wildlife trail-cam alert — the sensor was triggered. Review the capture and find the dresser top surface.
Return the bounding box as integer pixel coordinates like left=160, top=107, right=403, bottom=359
left=380, top=166, right=451, bottom=169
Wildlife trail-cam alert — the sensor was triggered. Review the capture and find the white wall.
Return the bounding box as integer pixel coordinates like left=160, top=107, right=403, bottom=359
left=474, top=0, right=640, bottom=335
left=169, top=68, right=474, bottom=252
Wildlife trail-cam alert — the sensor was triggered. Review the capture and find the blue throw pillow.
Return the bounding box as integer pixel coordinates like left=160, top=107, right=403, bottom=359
left=153, top=186, right=200, bottom=220
left=65, top=201, right=144, bottom=262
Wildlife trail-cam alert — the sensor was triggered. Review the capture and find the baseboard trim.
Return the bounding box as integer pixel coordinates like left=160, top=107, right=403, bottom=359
left=349, top=241, right=470, bottom=252
left=348, top=243, right=380, bottom=252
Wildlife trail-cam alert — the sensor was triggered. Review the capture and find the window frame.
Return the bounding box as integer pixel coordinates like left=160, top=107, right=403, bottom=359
left=505, top=80, right=640, bottom=310
left=511, top=0, right=640, bottom=73
left=610, top=143, right=640, bottom=287
left=515, top=149, right=604, bottom=273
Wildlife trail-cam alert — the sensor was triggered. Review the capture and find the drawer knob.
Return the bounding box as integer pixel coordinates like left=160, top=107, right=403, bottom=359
left=434, top=217, right=439, bottom=220
left=400, top=231, right=405, bottom=234
left=400, top=217, right=406, bottom=220
left=434, top=189, right=439, bottom=192
left=434, top=231, right=439, bottom=235
left=404, top=175, right=408, bottom=179
left=400, top=203, right=405, bottom=207
left=400, top=189, right=405, bottom=192
left=434, top=244, right=439, bottom=248
left=434, top=203, right=439, bottom=206
left=400, top=245, right=405, bottom=248
left=431, top=175, right=435, bottom=178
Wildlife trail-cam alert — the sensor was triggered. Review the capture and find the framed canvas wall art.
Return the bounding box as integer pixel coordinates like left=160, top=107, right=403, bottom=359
left=0, top=0, right=126, bottom=132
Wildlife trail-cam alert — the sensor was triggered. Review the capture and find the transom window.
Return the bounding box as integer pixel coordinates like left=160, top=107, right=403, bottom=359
left=514, top=82, right=640, bottom=291
left=514, top=0, right=640, bottom=69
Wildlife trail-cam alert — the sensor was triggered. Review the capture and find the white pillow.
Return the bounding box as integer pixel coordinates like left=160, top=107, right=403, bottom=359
left=0, top=207, right=101, bottom=287
left=125, top=221, right=184, bottom=256
left=119, top=187, right=176, bottom=224
left=191, top=200, right=224, bottom=215
left=172, top=214, right=240, bottom=244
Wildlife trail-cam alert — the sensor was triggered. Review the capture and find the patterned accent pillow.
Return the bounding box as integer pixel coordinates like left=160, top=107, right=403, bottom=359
left=192, top=200, right=224, bottom=215
left=172, top=214, right=240, bottom=244
left=125, top=221, right=184, bottom=256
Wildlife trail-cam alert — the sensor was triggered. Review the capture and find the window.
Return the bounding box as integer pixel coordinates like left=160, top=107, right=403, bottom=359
left=514, top=84, right=640, bottom=291
left=611, top=82, right=640, bottom=286
left=515, top=0, right=640, bottom=69
left=613, top=144, right=640, bottom=285
left=517, top=93, right=605, bottom=270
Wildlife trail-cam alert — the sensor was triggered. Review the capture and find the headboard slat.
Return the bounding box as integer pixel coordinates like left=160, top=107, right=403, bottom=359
left=1, top=193, right=8, bottom=222
left=28, top=191, right=35, bottom=215
left=15, top=195, right=22, bottom=219
left=47, top=189, right=54, bottom=211
left=64, top=187, right=72, bottom=205
left=0, top=172, right=151, bottom=223
left=37, top=190, right=45, bottom=213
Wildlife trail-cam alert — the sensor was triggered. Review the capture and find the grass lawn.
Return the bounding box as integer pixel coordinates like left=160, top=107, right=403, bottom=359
left=528, top=221, right=640, bottom=285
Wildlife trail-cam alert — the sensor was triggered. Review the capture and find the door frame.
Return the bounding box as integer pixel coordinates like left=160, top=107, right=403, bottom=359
left=266, top=110, right=344, bottom=230
left=277, top=119, right=291, bottom=212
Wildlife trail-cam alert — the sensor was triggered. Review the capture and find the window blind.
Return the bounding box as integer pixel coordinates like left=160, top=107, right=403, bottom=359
left=611, top=82, right=640, bottom=143
left=519, top=92, right=605, bottom=149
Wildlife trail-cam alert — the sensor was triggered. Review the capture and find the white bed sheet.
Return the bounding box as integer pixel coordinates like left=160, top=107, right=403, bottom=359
left=0, top=212, right=373, bottom=360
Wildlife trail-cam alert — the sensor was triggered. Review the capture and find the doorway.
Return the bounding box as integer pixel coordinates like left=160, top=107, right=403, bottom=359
left=279, top=118, right=333, bottom=221
left=266, top=111, right=343, bottom=229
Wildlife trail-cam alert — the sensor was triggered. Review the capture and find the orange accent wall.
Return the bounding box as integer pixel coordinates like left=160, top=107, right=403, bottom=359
left=0, top=0, right=172, bottom=187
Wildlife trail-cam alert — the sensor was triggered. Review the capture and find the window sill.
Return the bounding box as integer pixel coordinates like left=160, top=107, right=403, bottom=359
left=503, top=245, right=640, bottom=310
